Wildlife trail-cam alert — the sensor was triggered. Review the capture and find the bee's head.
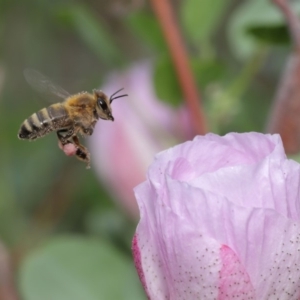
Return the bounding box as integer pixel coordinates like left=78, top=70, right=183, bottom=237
left=94, top=90, right=114, bottom=121
left=93, top=88, right=127, bottom=122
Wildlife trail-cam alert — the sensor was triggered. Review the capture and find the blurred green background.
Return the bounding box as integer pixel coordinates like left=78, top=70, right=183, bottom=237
left=0, top=0, right=298, bottom=299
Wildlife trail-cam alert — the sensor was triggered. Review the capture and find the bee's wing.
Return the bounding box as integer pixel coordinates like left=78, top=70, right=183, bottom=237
left=24, top=69, right=71, bottom=99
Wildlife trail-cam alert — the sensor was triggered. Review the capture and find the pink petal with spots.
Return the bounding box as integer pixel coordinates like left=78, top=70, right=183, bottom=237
left=133, top=133, right=300, bottom=299
left=218, top=245, right=255, bottom=299
left=132, top=234, right=149, bottom=299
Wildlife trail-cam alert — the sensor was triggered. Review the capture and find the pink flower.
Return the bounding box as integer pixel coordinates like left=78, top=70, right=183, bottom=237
left=89, top=62, right=193, bottom=218
left=133, top=132, right=300, bottom=299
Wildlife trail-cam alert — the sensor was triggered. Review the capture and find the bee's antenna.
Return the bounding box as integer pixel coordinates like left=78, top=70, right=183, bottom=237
left=110, top=88, right=128, bottom=103
left=111, top=88, right=124, bottom=98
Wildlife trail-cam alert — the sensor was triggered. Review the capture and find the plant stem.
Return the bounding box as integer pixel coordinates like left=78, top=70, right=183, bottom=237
left=267, top=0, right=300, bottom=153
left=150, top=0, right=207, bottom=135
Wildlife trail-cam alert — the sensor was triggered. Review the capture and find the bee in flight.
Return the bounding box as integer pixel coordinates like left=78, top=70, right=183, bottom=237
left=18, top=69, right=127, bottom=168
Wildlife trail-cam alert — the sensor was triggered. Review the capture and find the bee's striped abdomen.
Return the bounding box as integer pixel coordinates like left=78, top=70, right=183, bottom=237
left=18, top=104, right=71, bottom=140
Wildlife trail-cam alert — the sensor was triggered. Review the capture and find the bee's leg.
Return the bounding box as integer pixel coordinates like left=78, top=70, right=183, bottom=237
left=57, top=129, right=90, bottom=168
left=57, top=128, right=75, bottom=145
left=71, top=135, right=91, bottom=169
left=57, top=129, right=77, bottom=157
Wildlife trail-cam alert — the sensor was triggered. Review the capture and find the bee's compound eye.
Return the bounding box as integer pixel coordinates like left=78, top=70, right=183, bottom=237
left=97, top=97, right=108, bottom=111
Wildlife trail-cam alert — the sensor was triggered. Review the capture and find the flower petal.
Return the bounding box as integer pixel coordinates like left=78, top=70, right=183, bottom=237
left=218, top=245, right=255, bottom=299
left=135, top=175, right=300, bottom=299
left=147, top=133, right=283, bottom=189
left=132, top=234, right=150, bottom=299
left=190, top=156, right=300, bottom=220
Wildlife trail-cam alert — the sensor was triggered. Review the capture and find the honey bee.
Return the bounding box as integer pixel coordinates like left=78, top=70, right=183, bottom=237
left=18, top=69, right=127, bottom=168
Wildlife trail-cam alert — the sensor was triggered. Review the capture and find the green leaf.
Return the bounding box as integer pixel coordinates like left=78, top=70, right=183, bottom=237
left=153, top=57, right=182, bottom=107
left=181, top=0, right=227, bottom=45
left=246, top=24, right=290, bottom=45
left=228, top=0, right=300, bottom=60
left=19, top=236, right=145, bottom=300
left=126, top=11, right=167, bottom=53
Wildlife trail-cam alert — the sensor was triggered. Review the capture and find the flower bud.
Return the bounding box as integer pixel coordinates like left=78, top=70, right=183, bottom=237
left=133, top=132, right=300, bottom=299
